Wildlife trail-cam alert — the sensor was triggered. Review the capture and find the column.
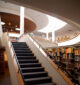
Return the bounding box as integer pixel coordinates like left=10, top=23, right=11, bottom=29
left=52, top=31, right=55, bottom=42
left=0, top=16, right=3, bottom=47
left=46, top=32, right=49, bottom=40
left=0, top=16, right=3, bottom=37
left=20, top=6, right=24, bottom=35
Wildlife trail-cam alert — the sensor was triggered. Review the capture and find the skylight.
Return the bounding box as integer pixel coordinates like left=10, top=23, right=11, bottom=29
left=38, top=15, right=67, bottom=33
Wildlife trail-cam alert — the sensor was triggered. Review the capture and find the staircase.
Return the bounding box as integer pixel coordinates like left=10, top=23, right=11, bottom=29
left=12, top=42, right=56, bottom=85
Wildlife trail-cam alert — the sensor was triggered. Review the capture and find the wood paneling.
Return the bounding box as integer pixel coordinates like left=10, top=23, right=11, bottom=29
left=0, top=12, right=36, bottom=33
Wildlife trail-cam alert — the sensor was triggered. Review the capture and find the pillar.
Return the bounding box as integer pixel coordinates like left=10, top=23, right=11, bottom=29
left=20, top=6, right=24, bottom=35
left=0, top=16, right=3, bottom=47
left=0, top=16, right=3, bottom=37
left=46, top=32, right=49, bottom=40
left=52, top=31, right=55, bottom=42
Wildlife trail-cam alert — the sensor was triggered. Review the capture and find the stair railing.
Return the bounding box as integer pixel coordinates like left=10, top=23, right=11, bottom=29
left=7, top=32, right=21, bottom=73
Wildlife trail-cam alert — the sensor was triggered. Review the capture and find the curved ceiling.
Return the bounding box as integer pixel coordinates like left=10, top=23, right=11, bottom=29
left=0, top=0, right=80, bottom=38
left=1, top=0, right=80, bottom=29
left=0, top=12, right=36, bottom=33
left=0, top=1, right=49, bottom=31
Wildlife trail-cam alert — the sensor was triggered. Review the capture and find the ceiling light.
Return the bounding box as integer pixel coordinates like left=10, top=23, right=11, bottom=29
left=8, top=22, right=11, bottom=26
left=1, top=22, right=5, bottom=25
left=16, top=28, right=20, bottom=31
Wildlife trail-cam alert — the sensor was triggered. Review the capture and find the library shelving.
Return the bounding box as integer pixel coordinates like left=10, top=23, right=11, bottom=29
left=46, top=47, right=80, bottom=85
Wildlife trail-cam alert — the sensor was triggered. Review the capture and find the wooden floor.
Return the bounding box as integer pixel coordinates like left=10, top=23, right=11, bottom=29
left=0, top=68, right=12, bottom=85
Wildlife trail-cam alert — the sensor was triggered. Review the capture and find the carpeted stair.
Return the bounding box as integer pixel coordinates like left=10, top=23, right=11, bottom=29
left=12, top=42, right=56, bottom=85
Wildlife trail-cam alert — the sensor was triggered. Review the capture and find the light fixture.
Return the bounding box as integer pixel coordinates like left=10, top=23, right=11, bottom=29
left=15, top=25, right=18, bottom=27
left=8, top=22, right=11, bottom=26
left=16, top=28, right=20, bottom=31
left=1, top=22, right=5, bottom=25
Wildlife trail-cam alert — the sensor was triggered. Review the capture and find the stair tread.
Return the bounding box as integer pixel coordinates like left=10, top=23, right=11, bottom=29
left=23, top=72, right=47, bottom=75
left=15, top=51, right=32, bottom=52
left=36, top=83, right=54, bottom=85
left=20, top=63, right=40, bottom=65
left=16, top=53, right=33, bottom=54
left=21, top=67, right=44, bottom=70
left=24, top=77, right=51, bottom=82
left=17, top=56, right=35, bottom=57
left=19, top=59, right=38, bottom=61
left=15, top=49, right=29, bottom=51
left=14, top=48, right=30, bottom=50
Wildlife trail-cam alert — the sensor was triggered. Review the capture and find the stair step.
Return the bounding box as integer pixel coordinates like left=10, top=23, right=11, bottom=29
left=12, top=42, right=54, bottom=85
left=16, top=53, right=34, bottom=56
left=19, top=60, right=38, bottom=63
left=24, top=77, right=52, bottom=84
left=13, top=42, right=26, bottom=43
left=14, top=49, right=31, bottom=52
left=21, top=67, right=44, bottom=73
left=12, top=43, right=26, bottom=45
left=23, top=72, right=48, bottom=79
left=17, top=56, right=36, bottom=59
left=15, top=50, right=32, bottom=53
left=14, top=48, right=30, bottom=50
left=20, top=63, right=41, bottom=68
left=13, top=46, right=28, bottom=48
left=13, top=43, right=27, bottom=46
left=36, top=83, right=54, bottom=85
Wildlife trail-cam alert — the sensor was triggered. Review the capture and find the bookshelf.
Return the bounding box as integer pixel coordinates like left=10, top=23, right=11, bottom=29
left=46, top=47, right=80, bottom=84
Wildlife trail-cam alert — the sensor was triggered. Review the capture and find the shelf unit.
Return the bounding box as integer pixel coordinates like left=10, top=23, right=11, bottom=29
left=46, top=47, right=80, bottom=85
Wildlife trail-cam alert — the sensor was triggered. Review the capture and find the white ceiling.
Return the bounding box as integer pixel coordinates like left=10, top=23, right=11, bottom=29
left=2, top=0, right=80, bottom=29
left=0, top=0, right=80, bottom=38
